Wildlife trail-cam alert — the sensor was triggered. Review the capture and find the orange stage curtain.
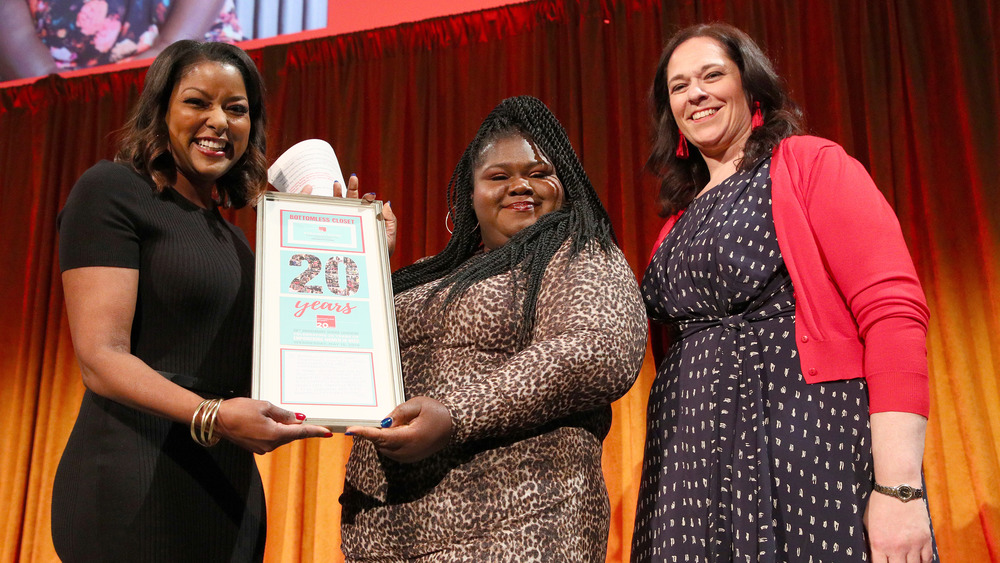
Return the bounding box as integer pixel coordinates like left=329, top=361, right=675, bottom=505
left=2, top=1, right=998, bottom=561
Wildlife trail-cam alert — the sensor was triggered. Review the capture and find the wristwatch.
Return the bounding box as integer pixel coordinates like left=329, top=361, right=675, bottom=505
left=873, top=482, right=924, bottom=502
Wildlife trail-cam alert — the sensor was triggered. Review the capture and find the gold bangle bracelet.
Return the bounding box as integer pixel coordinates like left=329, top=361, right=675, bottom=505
left=190, top=398, right=223, bottom=447
left=190, top=399, right=211, bottom=446
left=201, top=399, right=223, bottom=447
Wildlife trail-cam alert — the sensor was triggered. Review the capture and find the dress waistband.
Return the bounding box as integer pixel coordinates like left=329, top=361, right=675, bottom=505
left=677, top=307, right=794, bottom=339
left=155, top=370, right=245, bottom=399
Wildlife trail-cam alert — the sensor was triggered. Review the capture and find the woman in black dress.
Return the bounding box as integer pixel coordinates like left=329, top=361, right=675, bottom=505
left=52, top=40, right=330, bottom=562
left=632, top=24, right=936, bottom=562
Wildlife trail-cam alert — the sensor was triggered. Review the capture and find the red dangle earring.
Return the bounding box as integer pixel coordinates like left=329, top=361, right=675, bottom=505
left=675, top=132, right=689, bottom=159
left=752, top=101, right=764, bottom=129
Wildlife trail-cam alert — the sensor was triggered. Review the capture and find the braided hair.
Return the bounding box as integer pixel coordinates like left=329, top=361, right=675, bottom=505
left=392, top=96, right=617, bottom=344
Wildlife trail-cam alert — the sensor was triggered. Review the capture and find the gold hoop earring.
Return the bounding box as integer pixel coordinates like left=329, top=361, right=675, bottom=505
left=446, top=210, right=479, bottom=234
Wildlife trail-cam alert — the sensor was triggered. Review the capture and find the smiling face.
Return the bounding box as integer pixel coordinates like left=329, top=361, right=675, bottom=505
left=472, top=134, right=565, bottom=251
left=666, top=36, right=753, bottom=163
left=164, top=61, right=250, bottom=200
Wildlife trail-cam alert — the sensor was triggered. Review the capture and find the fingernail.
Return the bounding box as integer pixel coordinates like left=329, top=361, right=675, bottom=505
left=295, top=412, right=306, bottom=421
left=365, top=192, right=376, bottom=197
left=344, top=430, right=354, bottom=436
left=386, top=200, right=392, bottom=206
left=351, top=172, right=357, bottom=177
left=380, top=417, right=393, bottom=428
left=324, top=432, right=334, bottom=438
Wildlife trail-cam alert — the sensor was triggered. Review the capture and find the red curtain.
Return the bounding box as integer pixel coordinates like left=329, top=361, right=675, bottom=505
left=2, top=1, right=998, bottom=561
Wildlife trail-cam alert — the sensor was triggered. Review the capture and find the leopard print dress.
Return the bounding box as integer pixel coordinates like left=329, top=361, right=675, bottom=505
left=340, top=241, right=647, bottom=562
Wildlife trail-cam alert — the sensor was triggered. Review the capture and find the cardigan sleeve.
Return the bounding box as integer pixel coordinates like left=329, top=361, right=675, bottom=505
left=437, top=243, right=647, bottom=444
left=790, top=139, right=930, bottom=415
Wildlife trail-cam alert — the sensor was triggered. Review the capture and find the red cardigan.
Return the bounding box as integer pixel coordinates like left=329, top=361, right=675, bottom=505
left=649, top=135, right=930, bottom=416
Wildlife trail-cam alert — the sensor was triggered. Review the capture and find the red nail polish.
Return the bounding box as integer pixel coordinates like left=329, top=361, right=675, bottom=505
left=324, top=432, right=334, bottom=438
left=295, top=413, right=306, bottom=421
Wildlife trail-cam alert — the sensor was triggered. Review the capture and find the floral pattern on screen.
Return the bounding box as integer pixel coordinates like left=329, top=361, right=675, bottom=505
left=30, top=0, right=243, bottom=71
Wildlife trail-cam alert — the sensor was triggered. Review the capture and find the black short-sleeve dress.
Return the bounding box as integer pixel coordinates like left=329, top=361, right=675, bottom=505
left=631, top=158, right=876, bottom=562
left=51, top=161, right=265, bottom=562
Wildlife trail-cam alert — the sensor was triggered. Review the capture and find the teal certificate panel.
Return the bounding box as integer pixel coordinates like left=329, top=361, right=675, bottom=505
left=252, top=193, right=404, bottom=431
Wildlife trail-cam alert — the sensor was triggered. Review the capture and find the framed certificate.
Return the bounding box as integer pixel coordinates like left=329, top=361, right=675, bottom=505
left=252, top=192, right=404, bottom=431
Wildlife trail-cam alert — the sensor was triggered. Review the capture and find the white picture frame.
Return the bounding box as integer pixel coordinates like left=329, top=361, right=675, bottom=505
left=252, top=192, right=404, bottom=432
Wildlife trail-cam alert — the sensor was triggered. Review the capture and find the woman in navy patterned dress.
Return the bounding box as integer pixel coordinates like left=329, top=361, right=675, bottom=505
left=631, top=23, right=936, bottom=563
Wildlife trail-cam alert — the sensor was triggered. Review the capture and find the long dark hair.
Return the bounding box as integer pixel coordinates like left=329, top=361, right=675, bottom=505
left=649, top=23, right=805, bottom=216
left=115, top=40, right=268, bottom=209
left=392, top=96, right=617, bottom=344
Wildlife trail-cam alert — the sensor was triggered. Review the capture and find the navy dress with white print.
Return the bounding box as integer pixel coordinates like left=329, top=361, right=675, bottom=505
left=632, top=157, right=879, bottom=562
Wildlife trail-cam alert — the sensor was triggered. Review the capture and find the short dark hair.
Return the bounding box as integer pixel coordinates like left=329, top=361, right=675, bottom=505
left=115, top=40, right=268, bottom=209
left=392, top=96, right=618, bottom=344
left=649, top=23, right=804, bottom=216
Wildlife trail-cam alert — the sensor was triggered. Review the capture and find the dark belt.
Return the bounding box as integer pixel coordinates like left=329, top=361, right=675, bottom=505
left=155, top=370, right=245, bottom=399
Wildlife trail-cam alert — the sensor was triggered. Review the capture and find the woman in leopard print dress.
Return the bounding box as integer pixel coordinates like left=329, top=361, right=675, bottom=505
left=340, top=96, right=646, bottom=562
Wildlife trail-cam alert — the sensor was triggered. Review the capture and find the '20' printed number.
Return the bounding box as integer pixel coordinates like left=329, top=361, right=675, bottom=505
left=288, top=254, right=361, bottom=296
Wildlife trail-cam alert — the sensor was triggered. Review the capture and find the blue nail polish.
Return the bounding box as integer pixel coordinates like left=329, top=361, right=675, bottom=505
left=365, top=192, right=376, bottom=197
left=344, top=430, right=354, bottom=436
left=386, top=201, right=391, bottom=206
left=351, top=173, right=357, bottom=177
left=380, top=417, right=393, bottom=428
